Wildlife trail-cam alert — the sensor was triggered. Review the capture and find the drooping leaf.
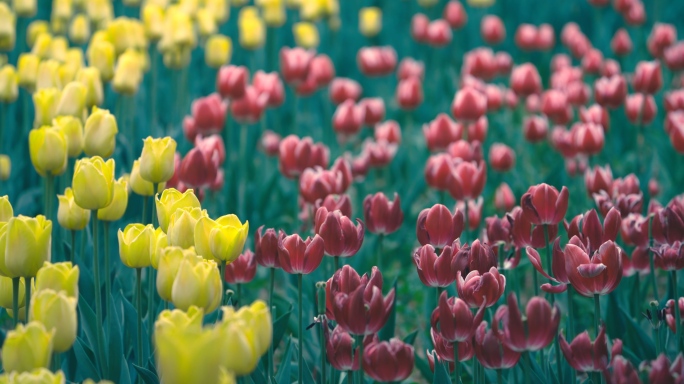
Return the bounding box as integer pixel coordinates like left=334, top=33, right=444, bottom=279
left=133, top=364, right=160, bottom=384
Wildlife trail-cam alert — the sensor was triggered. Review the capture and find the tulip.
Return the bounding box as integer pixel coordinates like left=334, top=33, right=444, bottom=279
left=75, top=67, right=104, bottom=108
left=86, top=40, right=115, bottom=82
left=1, top=321, right=53, bottom=373
left=154, top=325, right=222, bottom=384
left=29, top=126, right=68, bottom=177
left=118, top=224, right=155, bottom=269
left=139, top=136, right=177, bottom=184
left=83, top=107, right=118, bottom=158
left=363, top=192, right=403, bottom=235
left=432, top=290, right=485, bottom=343
left=72, top=156, right=115, bottom=211
left=520, top=183, right=569, bottom=226
left=510, top=63, right=541, bottom=97
left=205, top=35, right=232, bottom=69
left=443, top=1, right=467, bottom=29
left=167, top=207, right=207, bottom=249
left=154, top=306, right=204, bottom=337
left=396, top=77, right=423, bottom=110
left=326, top=325, right=361, bottom=371
left=485, top=216, right=511, bottom=246
left=515, top=24, right=538, bottom=50
left=652, top=242, right=684, bottom=271
left=313, top=207, right=364, bottom=257
left=254, top=226, right=280, bottom=269
left=473, top=321, right=521, bottom=369
left=413, top=243, right=460, bottom=288
left=194, top=214, right=249, bottom=263
left=647, top=23, right=676, bottom=58
left=332, top=273, right=394, bottom=335
left=252, top=71, right=284, bottom=108
left=279, top=47, right=313, bottom=86
left=184, top=94, right=227, bottom=141
left=0, top=4, right=15, bottom=51
left=34, top=261, right=79, bottom=301
left=449, top=140, right=483, bottom=162
left=33, top=88, right=60, bottom=127
left=0, top=196, right=12, bottom=223
left=230, top=86, right=268, bottom=124
left=451, top=87, right=487, bottom=122
left=494, top=183, right=515, bottom=212
left=611, top=28, right=632, bottom=56
left=299, top=166, right=346, bottom=204
left=97, top=177, right=128, bottom=222
left=56, top=187, right=90, bottom=231
left=447, top=160, right=487, bottom=201
left=665, top=43, right=684, bottom=72
left=0, top=65, right=18, bottom=103
left=217, top=65, right=248, bottom=100
left=566, top=208, right=621, bottom=255
left=332, top=99, right=364, bottom=137
left=214, top=316, right=259, bottom=376
left=357, top=46, right=397, bottom=77
left=292, top=21, right=318, bottom=49
left=359, top=98, right=384, bottom=127
left=374, top=121, right=401, bottom=145
left=522, top=115, right=547, bottom=142
left=493, top=294, right=560, bottom=352
left=481, top=15, right=505, bottom=45
left=633, top=61, right=662, bottom=95
left=431, top=327, right=475, bottom=365
left=456, top=267, right=506, bottom=308
left=156, top=246, right=195, bottom=301
left=560, top=326, right=609, bottom=372
left=397, top=58, right=424, bottom=82
left=488, top=143, right=515, bottom=172
left=171, top=253, right=222, bottom=312
left=224, top=250, right=257, bottom=284
left=363, top=338, right=414, bottom=382
left=178, top=146, right=219, bottom=189
left=456, top=197, right=483, bottom=231
left=427, top=19, right=452, bottom=47
left=29, top=289, right=77, bottom=353
left=625, top=93, right=657, bottom=125
left=277, top=135, right=329, bottom=178
left=416, top=204, right=464, bottom=248
left=229, top=300, right=273, bottom=357
left=5, top=215, right=51, bottom=278
left=563, top=239, right=623, bottom=297
left=277, top=232, right=324, bottom=274
left=16, top=54, right=39, bottom=91
left=155, top=188, right=201, bottom=233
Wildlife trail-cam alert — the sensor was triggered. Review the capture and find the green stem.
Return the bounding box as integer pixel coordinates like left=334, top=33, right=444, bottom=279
left=149, top=47, right=159, bottom=136
left=376, top=234, right=384, bottom=272
left=298, top=274, right=303, bottom=384
left=655, top=323, right=662, bottom=355
left=11, top=277, right=19, bottom=326
left=0, top=103, right=5, bottom=154
left=497, top=369, right=503, bottom=384
left=142, top=195, right=149, bottom=225
left=293, top=94, right=299, bottom=135
left=453, top=342, right=461, bottom=384
left=532, top=266, right=540, bottom=297
left=334, top=256, right=340, bottom=272
left=672, top=270, right=682, bottom=352
left=320, top=317, right=327, bottom=384
left=136, top=268, right=143, bottom=371
left=45, top=175, right=54, bottom=221
left=92, top=214, right=107, bottom=377
left=356, top=335, right=364, bottom=384
left=268, top=267, right=275, bottom=380
left=648, top=217, right=659, bottom=303
left=523, top=351, right=532, bottom=384
left=147, top=267, right=155, bottom=345
left=347, top=371, right=352, bottom=384
left=238, top=125, right=248, bottom=220
left=152, top=184, right=159, bottom=226
left=221, top=260, right=227, bottom=306
left=70, top=230, right=75, bottom=264
left=567, top=285, right=577, bottom=384
left=103, top=222, right=111, bottom=324
left=237, top=283, right=242, bottom=308
left=594, top=294, right=601, bottom=337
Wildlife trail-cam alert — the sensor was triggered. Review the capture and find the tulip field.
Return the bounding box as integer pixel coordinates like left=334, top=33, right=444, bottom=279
left=3, top=0, right=684, bottom=383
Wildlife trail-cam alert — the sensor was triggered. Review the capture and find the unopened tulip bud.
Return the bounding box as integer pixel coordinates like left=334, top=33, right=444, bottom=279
left=633, top=61, right=662, bottom=95
left=0, top=4, right=16, bottom=51
left=495, top=183, right=515, bottom=211
left=118, top=223, right=155, bottom=268
left=57, top=188, right=90, bottom=230
left=396, top=77, right=423, bottom=110
left=205, top=35, right=232, bottom=69
left=171, top=254, right=222, bottom=312
left=29, top=289, right=77, bottom=352
left=55, top=81, right=86, bottom=118
left=510, top=63, right=541, bottom=97
left=452, top=87, right=487, bottom=121
left=359, top=7, right=381, bottom=37
left=87, top=40, right=115, bottom=82
left=411, top=13, right=429, bottom=43
left=140, top=136, right=177, bottom=184
left=33, top=88, right=60, bottom=126
left=489, top=144, right=515, bottom=172
left=17, top=53, right=39, bottom=91
left=224, top=250, right=257, bottom=284
left=0, top=64, right=18, bottom=103
left=97, top=177, right=129, bottom=221
left=68, top=14, right=90, bottom=45
left=238, top=12, right=265, bottom=50
left=83, top=106, right=118, bottom=157
left=35, top=261, right=79, bottom=300
left=29, top=125, right=68, bottom=176
left=611, top=28, right=632, bottom=56
left=72, top=156, right=115, bottom=210
left=625, top=94, right=657, bottom=125
left=112, top=49, right=144, bottom=95
left=481, top=15, right=505, bottom=45
left=6, top=215, right=52, bottom=278
left=1, top=322, right=53, bottom=373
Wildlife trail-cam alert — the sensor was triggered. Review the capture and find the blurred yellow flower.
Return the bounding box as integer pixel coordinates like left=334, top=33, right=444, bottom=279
left=171, top=253, right=222, bottom=312
left=466, top=0, right=495, bottom=7
left=87, top=40, right=115, bottom=82
left=53, top=116, right=83, bottom=158
left=4, top=369, right=65, bottom=384
left=33, top=88, right=60, bottom=127
left=154, top=322, right=222, bottom=384
left=142, top=4, right=164, bottom=42
left=34, top=261, right=79, bottom=300
left=31, top=32, right=52, bottom=59
left=260, top=0, right=285, bottom=27
left=13, top=0, right=37, bottom=18
left=17, top=53, right=39, bottom=91
left=0, top=275, right=25, bottom=309
left=238, top=10, right=264, bottom=50
left=72, top=156, right=115, bottom=210
left=216, top=313, right=259, bottom=375
left=0, top=4, right=16, bottom=51
left=205, top=0, right=229, bottom=24
left=5, top=215, right=52, bottom=278
left=196, top=8, right=217, bottom=38
left=156, top=246, right=196, bottom=301
left=75, top=67, right=104, bottom=107
left=69, top=14, right=90, bottom=45
left=154, top=305, right=203, bottom=334
left=26, top=21, right=48, bottom=49
left=1, top=322, right=53, bottom=373
left=29, top=289, right=77, bottom=352
left=359, top=7, right=382, bottom=37
left=50, top=36, right=68, bottom=63
left=112, top=49, right=144, bottom=95
left=118, top=223, right=155, bottom=269
left=150, top=227, right=167, bottom=269
left=205, top=35, right=232, bottom=69
left=29, top=125, right=68, bottom=176
left=0, top=65, right=18, bottom=103
left=97, top=177, right=129, bottom=221
left=83, top=106, right=118, bottom=158
left=293, top=22, right=319, bottom=49
left=209, top=214, right=248, bottom=263
left=36, top=59, right=62, bottom=91
left=0, top=155, right=10, bottom=181
left=57, top=187, right=90, bottom=230
left=55, top=81, right=86, bottom=117
left=0, top=196, right=13, bottom=222
left=52, top=0, right=72, bottom=21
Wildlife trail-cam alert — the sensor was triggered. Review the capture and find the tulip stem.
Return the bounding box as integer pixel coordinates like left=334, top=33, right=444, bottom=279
left=136, top=268, right=143, bottom=375
left=221, top=260, right=227, bottom=306
left=236, top=283, right=242, bottom=307
left=11, top=277, right=19, bottom=326
left=376, top=234, right=384, bottom=272
left=149, top=47, right=159, bottom=136
left=152, top=184, right=159, bottom=226
left=497, top=369, right=503, bottom=384
left=334, top=256, right=340, bottom=273
left=268, top=267, right=275, bottom=380
left=69, top=230, right=76, bottom=264
left=91, top=214, right=107, bottom=378
left=355, top=335, right=364, bottom=384
left=298, top=273, right=303, bottom=384
left=672, top=270, right=682, bottom=352
left=463, top=199, right=469, bottom=243
left=594, top=294, right=601, bottom=337
left=523, top=351, right=532, bottom=384
left=45, top=174, right=54, bottom=222
left=453, top=342, right=461, bottom=384
left=567, top=285, right=577, bottom=384
left=103, top=222, right=112, bottom=325
left=238, top=124, right=248, bottom=221
left=147, top=267, right=155, bottom=345
left=25, top=276, right=31, bottom=323
left=142, top=195, right=149, bottom=225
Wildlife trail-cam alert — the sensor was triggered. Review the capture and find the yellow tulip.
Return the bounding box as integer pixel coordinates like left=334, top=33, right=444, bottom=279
left=97, top=177, right=128, bottom=221
left=72, top=156, right=115, bottom=210
left=52, top=0, right=72, bottom=21
left=260, top=0, right=285, bottom=27
left=195, top=214, right=248, bottom=263
left=50, top=36, right=68, bottom=63
left=86, top=0, right=113, bottom=25
left=154, top=323, right=222, bottom=384
left=106, top=18, right=137, bottom=56
left=0, top=196, right=13, bottom=222
left=359, top=7, right=381, bottom=38
left=155, top=188, right=201, bottom=233
left=139, top=137, right=177, bottom=184
left=205, top=35, right=232, bottom=69
left=86, top=40, right=115, bottom=82
left=33, top=88, right=60, bottom=127
left=58, top=64, right=78, bottom=88
left=17, top=53, right=39, bottom=91
left=150, top=227, right=167, bottom=269
left=36, top=60, right=62, bottom=91
left=29, top=289, right=77, bottom=353
left=156, top=246, right=195, bottom=301
left=29, top=126, right=68, bottom=177
left=13, top=0, right=37, bottom=18
left=5, top=368, right=65, bottom=384
left=0, top=155, right=10, bottom=181
left=0, top=223, right=11, bottom=278
left=5, top=215, right=52, bottom=278
left=220, top=369, right=237, bottom=384
left=205, top=0, right=229, bottom=24
left=56, top=187, right=90, bottom=231
left=53, top=116, right=83, bottom=158
left=31, top=32, right=52, bottom=59
left=130, top=160, right=165, bottom=197
left=112, top=49, right=144, bottom=96
left=232, top=300, right=272, bottom=356
left=466, top=0, right=494, bottom=6
left=196, top=8, right=217, bottom=38
left=2, top=322, right=53, bottom=373
left=142, top=4, right=164, bottom=42
left=171, top=253, right=222, bottom=312
left=0, top=275, right=25, bottom=309
left=0, top=65, right=18, bottom=103
left=293, top=22, right=319, bottom=49
left=68, top=14, right=90, bottom=45
left=158, top=7, right=195, bottom=52
left=238, top=12, right=264, bottom=50
left=167, top=207, right=207, bottom=249
left=118, top=223, right=154, bottom=269
left=34, top=261, right=79, bottom=300
left=65, top=48, right=84, bottom=68
left=215, top=316, right=259, bottom=375
left=83, top=107, right=118, bottom=157
left=55, top=81, right=86, bottom=118
left=0, top=4, right=16, bottom=52
left=75, top=67, right=104, bottom=107
left=154, top=305, right=203, bottom=334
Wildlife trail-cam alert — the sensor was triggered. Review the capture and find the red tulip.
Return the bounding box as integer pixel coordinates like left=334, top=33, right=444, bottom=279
left=541, top=89, right=571, bottom=125
left=521, top=183, right=569, bottom=225
left=611, top=28, right=633, bottom=56
left=550, top=127, right=578, bottom=159
left=625, top=94, right=657, bottom=125
left=184, top=94, right=227, bottom=141
left=357, top=46, right=397, bottom=77
left=259, top=130, right=281, bottom=157
left=612, top=174, right=641, bottom=196
left=252, top=71, right=285, bottom=107
left=666, top=90, right=684, bottom=112
left=456, top=267, right=505, bottom=308
left=515, top=24, right=538, bottom=51
left=432, top=290, right=484, bottom=342
left=564, top=239, right=623, bottom=297
left=425, top=154, right=453, bottom=191
left=333, top=99, right=365, bottom=137
left=426, top=349, right=455, bottom=373
left=653, top=242, right=684, bottom=271
left=647, top=354, right=684, bottom=384
left=359, top=98, right=385, bottom=126
left=280, top=47, right=314, bottom=85
left=329, top=78, right=362, bottom=105
left=255, top=226, right=279, bottom=268
left=565, top=208, right=621, bottom=255
left=488, top=144, right=515, bottom=172
left=325, top=326, right=361, bottom=371
left=231, top=86, right=268, bottom=124
left=581, top=48, right=603, bottom=75
left=466, top=116, right=488, bottom=143
left=332, top=276, right=395, bottom=336
left=276, top=231, right=325, bottom=274
left=315, top=194, right=352, bottom=218
left=537, top=24, right=555, bottom=50
left=363, top=338, right=414, bottom=382
left=456, top=197, right=483, bottom=231
left=455, top=239, right=498, bottom=275
left=424, top=113, right=462, bottom=152
left=362, top=140, right=397, bottom=168
left=397, top=58, right=424, bottom=81
left=452, top=87, right=487, bottom=122
left=607, top=355, right=642, bottom=384
left=523, top=115, right=548, bottom=142
left=396, top=77, right=423, bottom=110
left=443, top=1, right=467, bottom=29
left=413, top=242, right=461, bottom=288
left=411, top=13, right=429, bottom=43
left=666, top=298, right=684, bottom=334
left=620, top=213, right=649, bottom=247
left=374, top=120, right=401, bottom=144
left=216, top=65, right=248, bottom=99
left=473, top=322, right=521, bottom=369
left=299, top=166, right=345, bottom=204
left=495, top=183, right=515, bottom=211
left=493, top=294, right=560, bottom=352
left=525, top=237, right=569, bottom=292
left=510, top=63, right=542, bottom=97
left=314, top=207, right=364, bottom=257
left=571, top=122, right=604, bottom=155
left=580, top=105, right=610, bottom=131
left=664, top=42, right=684, bottom=72
left=594, top=75, right=627, bottom=109
left=427, top=19, right=452, bottom=47
left=326, top=265, right=384, bottom=319
left=431, top=328, right=475, bottom=363
left=278, top=135, right=329, bottom=178
left=647, top=23, right=676, bottom=58
left=462, top=48, right=498, bottom=80
left=481, top=15, right=505, bottom=45
left=447, top=160, right=486, bottom=201
left=363, top=192, right=403, bottom=235
left=485, top=216, right=511, bottom=246
left=178, top=146, right=219, bottom=188
left=484, top=85, right=503, bottom=112
left=594, top=190, right=644, bottom=218
left=194, top=135, right=226, bottom=167
left=601, top=59, right=621, bottom=77
left=507, top=206, right=557, bottom=249
left=309, top=54, right=335, bottom=87
left=448, top=140, right=483, bottom=162
left=633, top=61, right=663, bottom=94
left=416, top=204, right=464, bottom=248
left=584, top=165, right=613, bottom=196
left=669, top=112, right=684, bottom=153
left=652, top=202, right=684, bottom=245
left=224, top=250, right=257, bottom=284
left=560, top=326, right=610, bottom=372
left=496, top=52, right=513, bottom=75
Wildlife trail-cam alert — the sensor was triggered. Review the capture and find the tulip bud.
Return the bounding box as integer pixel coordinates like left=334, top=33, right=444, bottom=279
left=112, top=49, right=144, bottom=96
left=155, top=305, right=203, bottom=335
left=626, top=93, right=657, bottom=125
left=238, top=12, right=265, bottom=50
left=68, top=14, right=90, bottom=45
left=510, top=63, right=541, bottom=97
left=215, top=316, right=259, bottom=375
left=358, top=46, right=397, bottom=77
left=76, top=67, right=104, bottom=107
left=293, top=22, right=319, bottom=49
left=277, top=232, right=325, bottom=274
left=157, top=246, right=194, bottom=301
left=34, top=261, right=78, bottom=301
left=396, top=77, right=423, bottom=110
left=139, top=137, right=177, bottom=184
left=56, top=187, right=90, bottom=231
left=194, top=214, right=248, bottom=263
left=5, top=215, right=52, bottom=278
left=167, top=207, right=207, bottom=249
left=0, top=4, right=16, bottom=51
left=86, top=40, right=115, bottom=82
left=481, top=15, right=505, bottom=45
left=171, top=253, right=222, bottom=312
left=83, top=106, right=118, bottom=157
left=0, top=64, right=18, bottom=103
left=205, top=35, right=232, bottom=69
left=359, top=7, right=381, bottom=37
left=72, top=156, right=115, bottom=210
left=2, top=321, right=54, bottom=373
left=118, top=224, right=155, bottom=269
left=0, top=155, right=10, bottom=181
left=29, top=125, right=68, bottom=177
left=17, top=53, right=39, bottom=91
left=54, top=81, right=86, bottom=118
left=261, top=0, right=285, bottom=27
left=489, top=143, right=515, bottom=172
left=51, top=116, right=82, bottom=158
left=416, top=204, right=464, bottom=248
left=155, top=188, right=201, bottom=233
left=363, top=192, right=403, bottom=235
left=29, top=289, right=77, bottom=353
left=452, top=87, right=487, bottom=121
left=611, top=28, right=632, bottom=56
left=224, top=250, right=257, bottom=284
left=633, top=61, right=662, bottom=95
left=33, top=88, right=60, bottom=127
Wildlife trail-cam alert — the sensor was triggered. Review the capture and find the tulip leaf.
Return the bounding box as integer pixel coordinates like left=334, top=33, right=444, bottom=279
left=272, top=303, right=293, bottom=352
left=415, top=352, right=434, bottom=383
left=616, top=305, right=656, bottom=360
left=78, top=297, right=108, bottom=375
left=133, top=364, right=160, bottom=384
left=108, top=293, right=125, bottom=384
left=403, top=329, right=419, bottom=345
left=378, top=280, right=398, bottom=341
left=249, top=361, right=268, bottom=384
left=276, top=338, right=293, bottom=384
left=527, top=354, right=550, bottom=384
left=72, top=337, right=100, bottom=382
left=432, top=357, right=452, bottom=384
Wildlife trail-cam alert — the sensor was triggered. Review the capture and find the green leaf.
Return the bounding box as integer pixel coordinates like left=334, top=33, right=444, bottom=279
left=249, top=361, right=268, bottom=384
left=272, top=303, right=293, bottom=351
left=72, top=337, right=100, bottom=382
left=276, top=338, right=293, bottom=384
left=77, top=298, right=107, bottom=376
left=107, top=293, right=124, bottom=384
left=378, top=280, right=398, bottom=341
left=616, top=305, right=656, bottom=360
left=403, top=329, right=419, bottom=345
left=415, top=352, right=434, bottom=383
left=432, top=357, right=452, bottom=384
left=133, top=364, right=160, bottom=384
